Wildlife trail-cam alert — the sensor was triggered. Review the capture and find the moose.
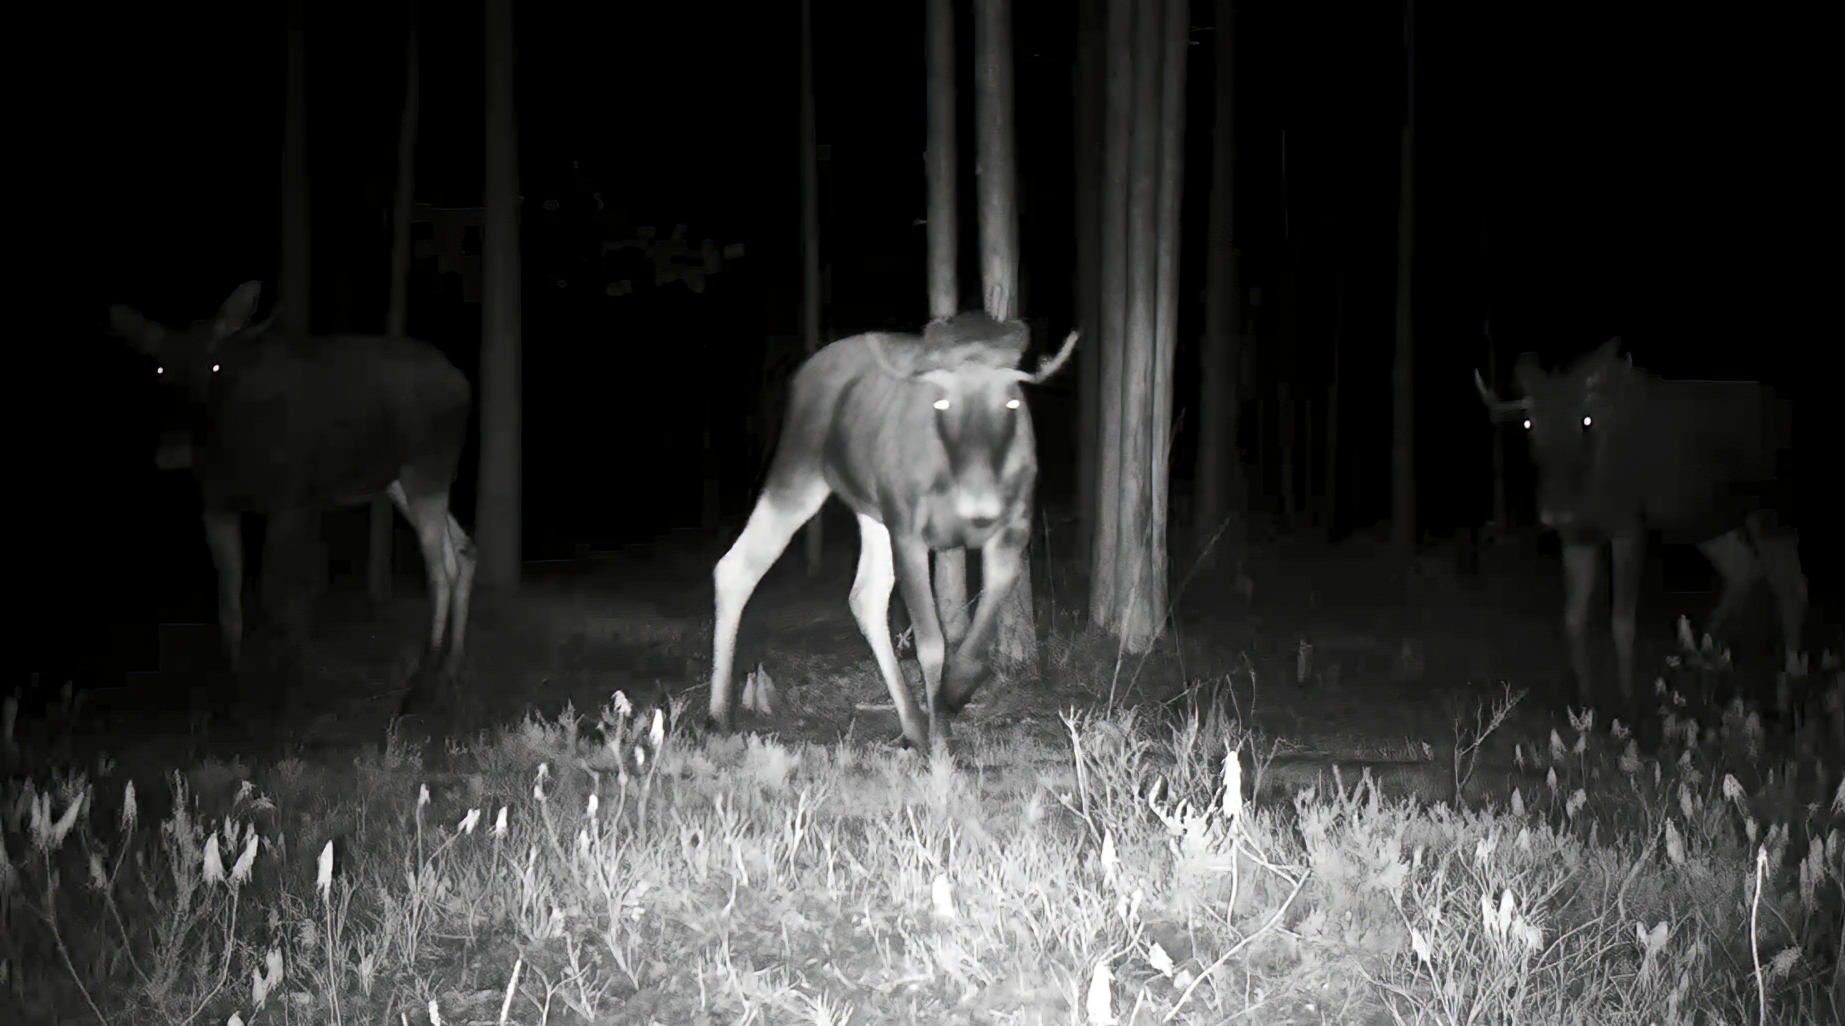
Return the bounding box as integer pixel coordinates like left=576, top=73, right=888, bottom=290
left=1477, top=338, right=1806, bottom=707
left=709, top=311, right=1076, bottom=752
left=110, top=282, right=475, bottom=706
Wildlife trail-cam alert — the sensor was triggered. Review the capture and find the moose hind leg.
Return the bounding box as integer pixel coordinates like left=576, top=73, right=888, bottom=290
left=850, top=515, right=930, bottom=750
left=389, top=482, right=461, bottom=667
left=710, top=478, right=829, bottom=730
left=441, top=512, right=477, bottom=678
left=202, top=509, right=244, bottom=667
left=1750, top=526, right=1807, bottom=675
left=1697, top=529, right=1764, bottom=642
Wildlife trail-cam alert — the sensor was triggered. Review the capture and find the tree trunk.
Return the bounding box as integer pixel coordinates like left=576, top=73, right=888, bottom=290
left=1149, top=0, right=1185, bottom=625
left=1326, top=267, right=1344, bottom=531
left=1193, top=0, right=1241, bottom=568
left=478, top=0, right=522, bottom=588
left=280, top=0, right=310, bottom=337
left=1112, top=0, right=1159, bottom=644
left=1390, top=1, right=1416, bottom=556
left=972, top=0, right=1038, bottom=670
left=926, top=0, right=969, bottom=644
left=1092, top=0, right=1132, bottom=622
left=1092, top=0, right=1185, bottom=651
left=270, top=0, right=324, bottom=626
left=1073, top=0, right=1104, bottom=570
left=1484, top=315, right=1506, bottom=531
left=799, top=0, right=824, bottom=576
left=374, top=0, right=422, bottom=609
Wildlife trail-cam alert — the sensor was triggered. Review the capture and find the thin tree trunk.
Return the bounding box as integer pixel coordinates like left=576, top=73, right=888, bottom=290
left=926, top=0, right=969, bottom=644
left=1112, top=0, right=1158, bottom=645
left=271, top=0, right=322, bottom=626
left=1149, top=0, right=1185, bottom=627
left=972, top=0, right=1036, bottom=670
left=374, top=0, right=421, bottom=608
left=799, top=0, right=824, bottom=576
left=478, top=0, right=522, bottom=588
left=1092, top=0, right=1131, bottom=625
left=1073, top=0, right=1104, bottom=570
left=1484, top=315, right=1506, bottom=532
left=1326, top=267, right=1344, bottom=531
left=280, top=0, right=310, bottom=336
left=1194, top=0, right=1241, bottom=567
left=1094, top=0, right=1184, bottom=651
left=1390, top=1, right=1416, bottom=555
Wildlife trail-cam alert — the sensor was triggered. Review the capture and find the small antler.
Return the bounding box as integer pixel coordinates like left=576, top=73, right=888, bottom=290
left=1474, top=368, right=1528, bottom=422
left=1031, top=331, right=1079, bottom=383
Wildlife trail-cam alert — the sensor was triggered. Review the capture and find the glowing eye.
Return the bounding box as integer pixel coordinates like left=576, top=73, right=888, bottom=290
left=1006, top=398, right=1021, bottom=410
left=211, top=363, right=222, bottom=374
left=933, top=398, right=950, bottom=411
left=1580, top=415, right=1592, bottom=428
left=1521, top=418, right=1531, bottom=431
left=156, top=365, right=166, bottom=375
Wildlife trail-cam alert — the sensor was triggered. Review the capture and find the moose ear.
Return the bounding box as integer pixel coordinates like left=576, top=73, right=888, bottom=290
left=1588, top=336, right=1625, bottom=365
left=109, top=305, right=163, bottom=353
left=865, top=332, right=927, bottom=378
left=214, top=282, right=263, bottom=338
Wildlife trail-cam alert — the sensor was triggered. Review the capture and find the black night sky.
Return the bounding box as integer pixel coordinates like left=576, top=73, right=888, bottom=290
left=26, top=0, right=1833, bottom=697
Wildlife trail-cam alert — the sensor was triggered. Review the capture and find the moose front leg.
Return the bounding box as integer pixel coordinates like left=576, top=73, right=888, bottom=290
left=1608, top=535, right=1643, bottom=704
left=891, top=533, right=953, bottom=751
left=939, top=519, right=1029, bottom=713
left=1560, top=540, right=1600, bottom=707
left=857, top=517, right=932, bottom=751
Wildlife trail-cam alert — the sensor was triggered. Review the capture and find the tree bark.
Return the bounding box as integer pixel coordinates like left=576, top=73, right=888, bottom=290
left=1092, top=0, right=1185, bottom=651
left=1073, top=0, right=1105, bottom=569
left=799, top=0, right=824, bottom=575
left=478, top=0, right=523, bottom=588
left=1194, top=0, right=1242, bottom=567
left=972, top=0, right=1037, bottom=670
left=1092, top=0, right=1132, bottom=623
left=374, top=0, right=422, bottom=608
left=1390, top=1, right=1417, bottom=556
left=926, top=0, right=969, bottom=644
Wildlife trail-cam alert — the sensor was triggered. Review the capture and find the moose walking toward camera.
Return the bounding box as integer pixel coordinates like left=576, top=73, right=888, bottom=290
left=709, top=311, right=1076, bottom=752
left=111, top=282, right=475, bottom=709
left=1477, top=338, right=1806, bottom=709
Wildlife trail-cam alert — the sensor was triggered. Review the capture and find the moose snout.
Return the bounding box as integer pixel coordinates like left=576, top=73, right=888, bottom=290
left=954, top=488, right=1004, bottom=531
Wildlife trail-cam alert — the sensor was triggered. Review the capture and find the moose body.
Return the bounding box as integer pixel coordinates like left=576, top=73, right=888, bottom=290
left=1478, top=338, right=1806, bottom=704
left=710, top=311, right=1075, bottom=751
left=111, top=283, right=476, bottom=699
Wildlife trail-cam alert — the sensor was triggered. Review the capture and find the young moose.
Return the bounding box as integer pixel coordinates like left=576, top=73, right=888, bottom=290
left=710, top=311, right=1076, bottom=752
left=111, top=282, right=475, bottom=706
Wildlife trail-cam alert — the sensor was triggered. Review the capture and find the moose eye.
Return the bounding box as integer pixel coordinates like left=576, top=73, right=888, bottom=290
left=1580, top=415, right=1592, bottom=428
left=933, top=398, right=950, bottom=411
left=1006, top=398, right=1021, bottom=410
left=1521, top=418, right=1531, bottom=431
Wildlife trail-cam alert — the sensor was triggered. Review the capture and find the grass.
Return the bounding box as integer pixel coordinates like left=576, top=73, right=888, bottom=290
left=4, top=652, right=1842, bottom=1025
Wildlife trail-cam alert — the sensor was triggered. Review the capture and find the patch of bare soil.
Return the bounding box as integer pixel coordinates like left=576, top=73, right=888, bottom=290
left=34, top=523, right=1776, bottom=801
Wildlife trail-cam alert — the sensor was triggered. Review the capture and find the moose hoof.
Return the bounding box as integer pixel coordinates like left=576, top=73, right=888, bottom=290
left=941, top=654, right=991, bottom=713
left=398, top=681, right=435, bottom=717
left=398, top=663, right=453, bottom=717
